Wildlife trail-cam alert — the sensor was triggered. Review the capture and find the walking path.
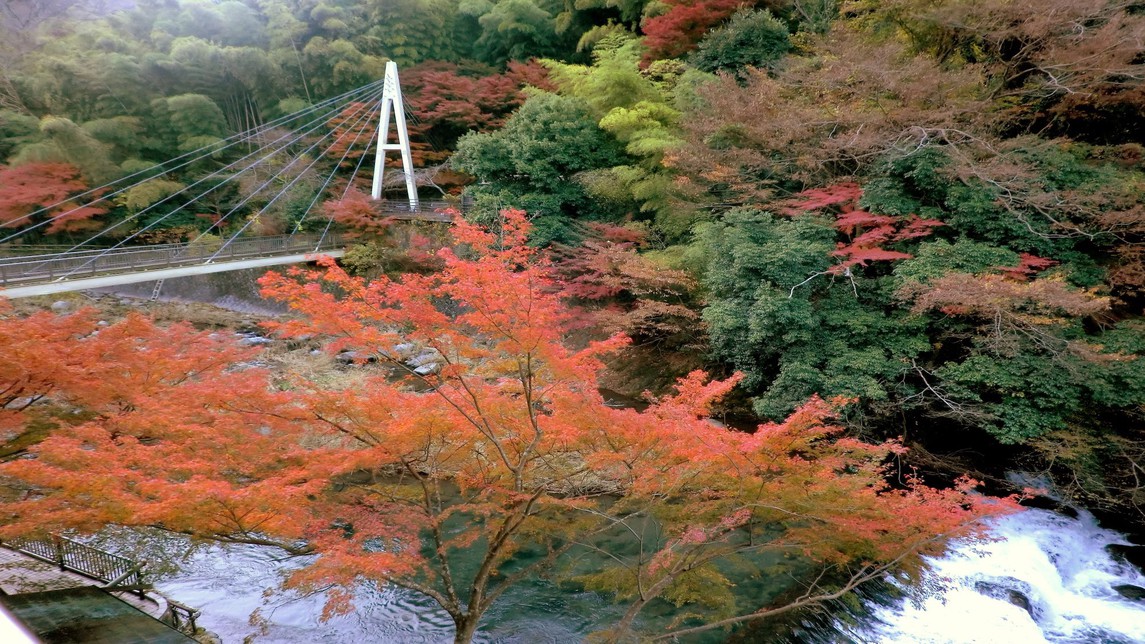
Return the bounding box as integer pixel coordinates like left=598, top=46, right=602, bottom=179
left=0, top=547, right=166, bottom=618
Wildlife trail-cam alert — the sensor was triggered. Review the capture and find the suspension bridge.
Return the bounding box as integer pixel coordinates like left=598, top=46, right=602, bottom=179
left=0, top=62, right=459, bottom=299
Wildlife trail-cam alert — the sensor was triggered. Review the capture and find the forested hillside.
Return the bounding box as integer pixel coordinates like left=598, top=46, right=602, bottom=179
left=4, top=0, right=1145, bottom=526
left=2, top=1, right=1145, bottom=639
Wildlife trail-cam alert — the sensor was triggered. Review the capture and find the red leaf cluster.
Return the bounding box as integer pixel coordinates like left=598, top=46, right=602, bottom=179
left=0, top=163, right=107, bottom=234
left=781, top=183, right=863, bottom=215
left=324, top=101, right=379, bottom=167
left=640, top=0, right=747, bottom=63
left=402, top=61, right=554, bottom=164
left=995, top=252, right=1058, bottom=280
left=322, top=189, right=395, bottom=236
left=547, top=224, right=701, bottom=345
left=786, top=183, right=945, bottom=273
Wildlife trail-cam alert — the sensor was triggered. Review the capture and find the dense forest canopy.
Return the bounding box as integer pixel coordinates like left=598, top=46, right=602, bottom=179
left=2, top=0, right=1145, bottom=640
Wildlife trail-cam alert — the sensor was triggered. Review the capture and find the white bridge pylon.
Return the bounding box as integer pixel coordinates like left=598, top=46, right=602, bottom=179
left=371, top=61, right=418, bottom=209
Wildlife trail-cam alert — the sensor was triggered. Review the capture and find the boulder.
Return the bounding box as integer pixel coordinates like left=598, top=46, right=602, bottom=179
left=974, top=579, right=1041, bottom=621
left=1113, top=584, right=1145, bottom=601
left=1106, top=544, right=1145, bottom=574
left=336, top=351, right=376, bottom=364
left=406, top=352, right=440, bottom=368
left=1018, top=495, right=1079, bottom=519
left=236, top=333, right=272, bottom=346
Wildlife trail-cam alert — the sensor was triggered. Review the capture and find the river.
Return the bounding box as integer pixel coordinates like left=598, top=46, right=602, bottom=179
left=153, top=541, right=626, bottom=643
left=150, top=506, right=1145, bottom=643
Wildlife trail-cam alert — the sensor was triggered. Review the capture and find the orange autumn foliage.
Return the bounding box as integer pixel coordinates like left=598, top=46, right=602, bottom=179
left=0, top=163, right=107, bottom=234
left=547, top=223, right=703, bottom=349
left=0, top=212, right=1016, bottom=642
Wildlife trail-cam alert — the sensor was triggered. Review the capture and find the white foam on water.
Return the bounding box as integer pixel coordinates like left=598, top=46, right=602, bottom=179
left=854, top=508, right=1145, bottom=643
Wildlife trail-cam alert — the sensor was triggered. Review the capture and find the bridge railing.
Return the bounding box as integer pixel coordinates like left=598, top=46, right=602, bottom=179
left=0, top=233, right=344, bottom=287
left=0, top=199, right=466, bottom=288
left=0, top=244, right=121, bottom=256
left=163, top=598, right=201, bottom=635
left=2, top=535, right=204, bottom=635
left=374, top=199, right=462, bottom=222
left=2, top=534, right=144, bottom=592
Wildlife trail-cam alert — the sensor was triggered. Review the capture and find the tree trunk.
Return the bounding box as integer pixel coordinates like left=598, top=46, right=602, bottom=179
left=453, top=614, right=479, bottom=644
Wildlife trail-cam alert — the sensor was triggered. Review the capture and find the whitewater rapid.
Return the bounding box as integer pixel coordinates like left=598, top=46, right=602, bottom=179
left=854, top=508, right=1145, bottom=644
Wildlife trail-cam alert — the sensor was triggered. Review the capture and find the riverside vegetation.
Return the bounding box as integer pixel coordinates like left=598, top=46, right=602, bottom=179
left=1, top=0, right=1144, bottom=641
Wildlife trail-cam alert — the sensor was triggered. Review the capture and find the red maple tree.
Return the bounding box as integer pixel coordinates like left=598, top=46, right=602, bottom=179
left=0, top=212, right=1014, bottom=642
left=641, top=0, right=748, bottom=63
left=324, top=101, right=380, bottom=168
left=0, top=163, right=107, bottom=235
left=321, top=188, right=395, bottom=235
left=995, top=252, right=1058, bottom=280
left=547, top=222, right=703, bottom=350
left=403, top=61, right=553, bottom=164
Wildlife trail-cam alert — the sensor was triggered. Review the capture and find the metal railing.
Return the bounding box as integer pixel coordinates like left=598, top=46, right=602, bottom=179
left=0, top=243, right=118, bottom=256
left=2, top=535, right=204, bottom=635
left=0, top=233, right=344, bottom=287
left=164, top=598, right=201, bottom=635
left=3, top=534, right=144, bottom=591
left=374, top=199, right=464, bottom=222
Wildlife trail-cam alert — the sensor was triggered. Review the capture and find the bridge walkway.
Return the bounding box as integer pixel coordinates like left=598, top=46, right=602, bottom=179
left=0, top=201, right=460, bottom=299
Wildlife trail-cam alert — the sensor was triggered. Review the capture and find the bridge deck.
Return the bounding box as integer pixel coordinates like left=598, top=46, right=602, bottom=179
left=0, top=201, right=462, bottom=299
left=0, top=251, right=347, bottom=298
left=0, top=233, right=344, bottom=298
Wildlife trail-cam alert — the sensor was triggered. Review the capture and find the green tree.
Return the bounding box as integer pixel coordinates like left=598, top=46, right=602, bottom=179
left=11, top=115, right=119, bottom=183
left=546, top=35, right=689, bottom=237
left=155, top=0, right=267, bottom=47
left=151, top=93, right=228, bottom=153
left=690, top=8, right=791, bottom=79
left=81, top=116, right=144, bottom=165
left=453, top=92, right=627, bottom=235
left=699, top=208, right=931, bottom=420
left=463, top=0, right=563, bottom=65
left=300, top=36, right=388, bottom=96
left=360, top=0, right=461, bottom=65
left=0, top=109, right=40, bottom=160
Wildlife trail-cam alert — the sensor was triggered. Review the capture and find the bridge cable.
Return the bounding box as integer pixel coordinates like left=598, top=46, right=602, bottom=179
left=29, top=85, right=387, bottom=278
left=46, top=86, right=389, bottom=279
left=289, top=94, right=381, bottom=239
left=0, top=79, right=388, bottom=233
left=186, top=94, right=381, bottom=245
left=1, top=81, right=385, bottom=243
left=7, top=88, right=375, bottom=276
left=32, top=86, right=387, bottom=280
left=311, top=105, right=386, bottom=253
left=204, top=95, right=385, bottom=263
